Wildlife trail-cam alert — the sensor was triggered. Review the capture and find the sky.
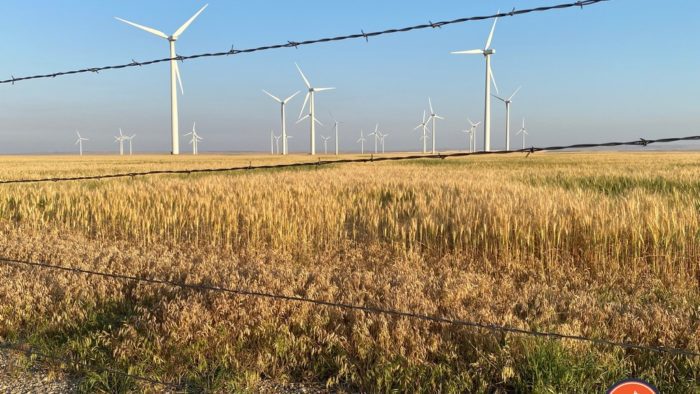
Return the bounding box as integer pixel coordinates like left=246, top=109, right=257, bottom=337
left=0, top=0, right=698, bottom=154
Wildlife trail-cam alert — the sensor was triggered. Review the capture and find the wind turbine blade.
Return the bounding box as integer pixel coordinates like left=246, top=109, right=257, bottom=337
left=296, top=114, right=310, bottom=124
left=295, top=63, right=311, bottom=88
left=314, top=117, right=324, bottom=126
left=75, top=140, right=80, bottom=145
left=114, top=17, right=168, bottom=39
left=283, top=91, right=300, bottom=103
left=174, top=61, right=184, bottom=95
left=262, top=90, right=282, bottom=103
left=299, top=92, right=310, bottom=119
left=451, top=49, right=485, bottom=55
left=119, top=128, right=123, bottom=137
left=490, top=65, right=499, bottom=95
left=492, top=94, right=506, bottom=102
left=436, top=115, right=445, bottom=120
left=485, top=11, right=499, bottom=49
left=428, top=97, right=434, bottom=114
left=508, top=86, right=522, bottom=101
left=467, top=117, right=474, bottom=125
left=422, top=110, right=426, bottom=123
left=414, top=124, right=422, bottom=130
left=315, top=87, right=335, bottom=92
left=173, top=4, right=209, bottom=38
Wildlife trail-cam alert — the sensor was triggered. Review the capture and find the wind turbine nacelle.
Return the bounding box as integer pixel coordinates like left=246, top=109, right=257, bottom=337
left=484, top=49, right=496, bottom=55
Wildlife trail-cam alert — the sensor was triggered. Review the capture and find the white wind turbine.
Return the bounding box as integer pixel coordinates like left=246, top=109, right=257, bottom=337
left=414, top=110, right=430, bottom=154
left=467, top=118, right=481, bottom=153
left=296, top=63, right=334, bottom=155
left=357, top=130, right=367, bottom=154
left=114, top=128, right=126, bottom=155
left=262, top=90, right=299, bottom=155
left=184, top=122, right=202, bottom=155
left=379, top=132, right=389, bottom=154
left=331, top=117, right=343, bottom=156
left=427, top=98, right=444, bottom=154
left=321, top=135, right=331, bottom=155
left=451, top=12, right=500, bottom=152
left=460, top=129, right=472, bottom=152
left=368, top=124, right=381, bottom=154
left=115, top=4, right=208, bottom=155
left=516, top=118, right=529, bottom=150
left=273, top=134, right=282, bottom=155
left=75, top=131, right=88, bottom=156
left=493, top=86, right=521, bottom=151
left=124, top=134, right=136, bottom=155
left=269, top=130, right=275, bottom=155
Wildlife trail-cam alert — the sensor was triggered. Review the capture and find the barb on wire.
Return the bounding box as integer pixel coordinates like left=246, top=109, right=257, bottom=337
left=0, top=134, right=697, bottom=186
left=0, top=255, right=698, bottom=358
left=0, top=342, right=179, bottom=389
left=0, top=0, right=608, bottom=85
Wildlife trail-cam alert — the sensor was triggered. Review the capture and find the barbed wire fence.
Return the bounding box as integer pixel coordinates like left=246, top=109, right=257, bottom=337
left=3, top=0, right=699, bottom=389
left=0, top=134, right=698, bottom=185
left=0, top=0, right=606, bottom=86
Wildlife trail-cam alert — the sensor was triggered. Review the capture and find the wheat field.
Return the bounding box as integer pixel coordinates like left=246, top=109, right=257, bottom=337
left=0, top=152, right=698, bottom=392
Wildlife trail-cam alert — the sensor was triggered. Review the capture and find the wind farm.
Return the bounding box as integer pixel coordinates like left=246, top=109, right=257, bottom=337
left=1, top=2, right=698, bottom=393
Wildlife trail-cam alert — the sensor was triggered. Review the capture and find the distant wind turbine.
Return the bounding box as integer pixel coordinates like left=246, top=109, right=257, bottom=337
left=184, top=122, right=202, bottom=155
left=330, top=116, right=342, bottom=156
left=75, top=131, right=88, bottom=156
left=115, top=4, right=208, bottom=155
left=273, top=134, right=282, bottom=155
left=516, top=118, right=529, bottom=150
left=368, top=124, right=381, bottom=154
left=414, top=110, right=430, bottom=154
left=124, top=134, right=136, bottom=155
left=451, top=11, right=499, bottom=151
left=321, top=135, right=331, bottom=155
left=263, top=90, right=299, bottom=155
left=493, top=86, right=521, bottom=151
left=357, top=130, right=367, bottom=154
left=269, top=130, right=275, bottom=155
left=114, top=128, right=126, bottom=156
left=467, top=118, right=481, bottom=153
left=379, top=132, right=389, bottom=154
left=460, top=129, right=472, bottom=152
left=427, top=98, right=444, bottom=154
left=296, top=63, right=334, bottom=155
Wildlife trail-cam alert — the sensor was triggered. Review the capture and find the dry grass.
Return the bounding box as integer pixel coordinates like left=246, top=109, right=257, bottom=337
left=0, top=152, right=698, bottom=392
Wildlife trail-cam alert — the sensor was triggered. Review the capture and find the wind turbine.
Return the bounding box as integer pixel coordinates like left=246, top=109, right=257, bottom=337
left=516, top=118, right=529, bottom=150
left=451, top=12, right=500, bottom=151
left=460, top=129, right=472, bottom=152
left=379, top=132, right=389, bottom=154
left=331, top=117, right=343, bottom=156
left=270, top=130, right=275, bottom=155
left=427, top=98, right=444, bottom=154
left=115, top=4, right=208, bottom=155
left=184, top=122, right=202, bottom=155
left=467, top=118, right=481, bottom=153
left=321, top=136, right=331, bottom=155
left=263, top=90, right=299, bottom=155
left=414, top=110, right=430, bottom=154
left=273, top=134, right=282, bottom=155
left=368, top=124, right=381, bottom=154
left=296, top=63, right=334, bottom=155
left=75, top=131, right=88, bottom=156
left=357, top=130, right=367, bottom=154
left=124, top=134, right=136, bottom=155
left=493, top=86, right=521, bottom=151
left=114, top=128, right=126, bottom=156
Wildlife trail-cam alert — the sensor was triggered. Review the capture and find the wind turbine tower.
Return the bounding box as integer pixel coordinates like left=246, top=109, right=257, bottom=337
left=427, top=98, right=444, bottom=154
left=116, top=4, right=208, bottom=155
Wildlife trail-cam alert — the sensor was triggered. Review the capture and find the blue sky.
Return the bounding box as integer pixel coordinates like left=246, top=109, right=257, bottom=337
left=0, top=0, right=698, bottom=154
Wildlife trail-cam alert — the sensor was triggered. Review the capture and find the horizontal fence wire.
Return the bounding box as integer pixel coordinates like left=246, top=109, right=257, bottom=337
left=1, top=256, right=698, bottom=358
left=0, top=1, right=607, bottom=85
left=0, top=342, right=180, bottom=390
left=0, top=134, right=698, bottom=186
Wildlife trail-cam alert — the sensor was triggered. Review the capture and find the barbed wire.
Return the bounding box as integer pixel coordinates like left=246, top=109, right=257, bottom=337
left=0, top=134, right=698, bottom=186
left=0, top=0, right=607, bottom=86
left=1, top=256, right=698, bottom=358
left=0, top=342, right=180, bottom=390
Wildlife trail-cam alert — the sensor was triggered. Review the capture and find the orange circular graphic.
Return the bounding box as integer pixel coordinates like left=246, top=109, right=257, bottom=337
left=607, top=379, right=658, bottom=394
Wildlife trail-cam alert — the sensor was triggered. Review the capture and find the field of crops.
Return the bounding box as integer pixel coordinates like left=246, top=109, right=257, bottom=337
left=0, top=152, right=698, bottom=392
